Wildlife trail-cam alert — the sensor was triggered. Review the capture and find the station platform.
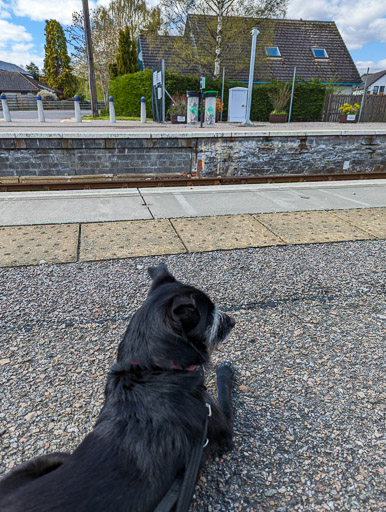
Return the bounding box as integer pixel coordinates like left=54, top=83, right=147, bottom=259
left=0, top=179, right=385, bottom=268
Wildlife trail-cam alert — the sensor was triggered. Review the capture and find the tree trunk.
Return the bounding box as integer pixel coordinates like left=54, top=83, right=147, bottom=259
left=214, top=11, right=223, bottom=79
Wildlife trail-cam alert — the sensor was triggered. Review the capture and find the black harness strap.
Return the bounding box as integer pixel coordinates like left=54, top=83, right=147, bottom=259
left=154, top=404, right=210, bottom=512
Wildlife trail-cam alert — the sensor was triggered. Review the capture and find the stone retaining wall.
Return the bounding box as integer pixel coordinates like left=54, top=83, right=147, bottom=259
left=0, top=133, right=385, bottom=177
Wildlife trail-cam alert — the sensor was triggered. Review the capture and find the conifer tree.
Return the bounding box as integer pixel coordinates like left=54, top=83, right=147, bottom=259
left=44, top=19, right=75, bottom=97
left=25, top=62, right=40, bottom=80
left=116, top=27, right=138, bottom=76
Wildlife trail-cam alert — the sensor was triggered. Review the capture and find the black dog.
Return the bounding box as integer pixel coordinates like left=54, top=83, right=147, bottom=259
left=0, top=263, right=236, bottom=512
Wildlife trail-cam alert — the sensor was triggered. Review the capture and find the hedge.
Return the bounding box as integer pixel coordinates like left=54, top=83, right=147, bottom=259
left=109, top=71, right=327, bottom=122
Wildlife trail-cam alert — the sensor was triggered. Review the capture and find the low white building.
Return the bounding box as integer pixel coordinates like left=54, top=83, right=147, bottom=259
left=354, top=70, right=386, bottom=95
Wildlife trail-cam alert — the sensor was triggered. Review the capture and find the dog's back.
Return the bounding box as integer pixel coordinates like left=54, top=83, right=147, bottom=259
left=0, top=368, right=208, bottom=512
left=0, top=263, right=235, bottom=512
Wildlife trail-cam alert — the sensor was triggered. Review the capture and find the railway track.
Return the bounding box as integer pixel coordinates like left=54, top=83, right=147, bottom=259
left=1, top=172, right=385, bottom=192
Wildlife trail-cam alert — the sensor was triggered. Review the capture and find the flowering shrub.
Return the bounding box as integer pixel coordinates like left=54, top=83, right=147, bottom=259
left=339, top=103, right=360, bottom=114
left=37, top=89, right=58, bottom=101
left=169, top=93, right=187, bottom=115
left=216, top=97, right=223, bottom=114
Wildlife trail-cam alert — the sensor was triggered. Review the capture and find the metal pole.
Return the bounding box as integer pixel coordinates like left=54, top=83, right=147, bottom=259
left=244, top=28, right=259, bottom=125
left=82, top=0, right=98, bottom=118
left=221, top=67, right=225, bottom=121
left=162, top=59, right=165, bottom=124
left=358, top=67, right=369, bottom=123
left=288, top=66, right=296, bottom=123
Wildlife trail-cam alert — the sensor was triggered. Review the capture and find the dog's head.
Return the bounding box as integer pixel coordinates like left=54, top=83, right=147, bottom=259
left=117, top=263, right=235, bottom=369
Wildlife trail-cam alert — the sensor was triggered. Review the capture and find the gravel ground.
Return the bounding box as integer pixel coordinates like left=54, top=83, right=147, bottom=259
left=0, top=240, right=385, bottom=511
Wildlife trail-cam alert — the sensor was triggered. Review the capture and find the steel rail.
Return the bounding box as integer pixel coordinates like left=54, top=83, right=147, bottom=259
left=1, top=172, right=385, bottom=192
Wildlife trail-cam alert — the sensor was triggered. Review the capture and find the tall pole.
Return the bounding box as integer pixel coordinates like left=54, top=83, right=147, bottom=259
left=82, top=0, right=98, bottom=118
left=244, top=27, right=259, bottom=125
left=288, top=66, right=296, bottom=123
left=358, top=67, right=369, bottom=123
left=162, top=59, right=165, bottom=124
left=221, top=67, right=225, bottom=121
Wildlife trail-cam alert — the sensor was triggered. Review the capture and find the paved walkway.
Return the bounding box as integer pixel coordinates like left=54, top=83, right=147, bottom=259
left=0, top=180, right=385, bottom=268
left=0, top=119, right=385, bottom=135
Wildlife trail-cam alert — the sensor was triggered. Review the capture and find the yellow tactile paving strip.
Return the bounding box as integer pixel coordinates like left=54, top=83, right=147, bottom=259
left=334, top=208, right=386, bottom=239
left=79, top=219, right=186, bottom=262
left=171, top=215, right=283, bottom=252
left=256, top=210, right=376, bottom=245
left=0, top=224, right=79, bottom=267
left=0, top=209, right=384, bottom=268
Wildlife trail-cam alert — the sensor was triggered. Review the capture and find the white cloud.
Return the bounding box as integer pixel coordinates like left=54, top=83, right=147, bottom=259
left=287, top=1, right=386, bottom=50
left=0, top=19, right=41, bottom=67
left=0, top=19, right=33, bottom=45
left=11, top=0, right=84, bottom=25
left=0, top=47, right=44, bottom=68
left=12, top=42, right=34, bottom=52
left=0, top=0, right=11, bottom=18
left=355, top=59, right=386, bottom=75
left=10, top=0, right=110, bottom=25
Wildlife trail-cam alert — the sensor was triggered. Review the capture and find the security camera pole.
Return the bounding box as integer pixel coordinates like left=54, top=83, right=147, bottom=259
left=244, top=27, right=259, bottom=125
left=82, top=0, right=98, bottom=118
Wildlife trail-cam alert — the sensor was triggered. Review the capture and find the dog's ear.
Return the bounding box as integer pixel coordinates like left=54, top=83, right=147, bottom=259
left=171, top=295, right=198, bottom=327
left=148, top=262, right=176, bottom=289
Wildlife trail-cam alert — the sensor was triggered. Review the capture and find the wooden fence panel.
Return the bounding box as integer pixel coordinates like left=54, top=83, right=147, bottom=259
left=323, top=94, right=386, bottom=122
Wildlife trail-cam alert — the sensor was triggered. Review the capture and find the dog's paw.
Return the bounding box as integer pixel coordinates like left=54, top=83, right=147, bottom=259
left=218, top=437, right=234, bottom=453
left=216, top=361, right=237, bottom=377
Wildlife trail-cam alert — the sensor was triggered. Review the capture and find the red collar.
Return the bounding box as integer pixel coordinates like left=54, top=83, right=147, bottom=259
left=130, top=360, right=197, bottom=372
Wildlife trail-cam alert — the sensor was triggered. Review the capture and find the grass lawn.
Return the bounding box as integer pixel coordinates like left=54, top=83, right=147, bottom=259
left=82, top=115, right=152, bottom=121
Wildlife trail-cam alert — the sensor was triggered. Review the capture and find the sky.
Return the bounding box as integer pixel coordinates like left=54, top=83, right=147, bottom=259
left=0, top=0, right=385, bottom=76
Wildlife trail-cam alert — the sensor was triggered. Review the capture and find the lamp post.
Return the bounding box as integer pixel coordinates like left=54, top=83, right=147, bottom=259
left=244, top=27, right=259, bottom=125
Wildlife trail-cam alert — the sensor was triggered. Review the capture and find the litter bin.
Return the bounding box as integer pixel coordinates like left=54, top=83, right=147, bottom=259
left=186, top=91, right=200, bottom=124
left=204, top=91, right=218, bottom=125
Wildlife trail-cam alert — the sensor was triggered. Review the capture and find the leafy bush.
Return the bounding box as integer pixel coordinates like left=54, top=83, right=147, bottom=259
left=109, top=69, right=153, bottom=116
left=109, top=71, right=327, bottom=122
left=250, top=80, right=327, bottom=122
left=37, top=89, right=58, bottom=101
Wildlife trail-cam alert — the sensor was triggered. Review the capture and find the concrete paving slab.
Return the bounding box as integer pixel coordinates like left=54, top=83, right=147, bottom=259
left=286, top=186, right=371, bottom=210
left=79, top=219, right=186, bottom=262
left=142, top=188, right=274, bottom=218
left=255, top=210, right=376, bottom=245
left=0, top=119, right=385, bottom=135
left=334, top=208, right=386, bottom=238
left=0, top=224, right=78, bottom=267
left=323, top=185, right=386, bottom=208
left=141, top=180, right=386, bottom=218
left=170, top=215, right=283, bottom=252
left=141, top=187, right=317, bottom=218
left=0, top=190, right=151, bottom=226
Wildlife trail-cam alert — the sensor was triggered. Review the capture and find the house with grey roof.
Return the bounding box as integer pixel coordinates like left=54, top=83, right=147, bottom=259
left=139, top=15, right=361, bottom=88
left=0, top=61, right=31, bottom=74
left=354, top=70, right=386, bottom=95
left=0, top=60, right=55, bottom=96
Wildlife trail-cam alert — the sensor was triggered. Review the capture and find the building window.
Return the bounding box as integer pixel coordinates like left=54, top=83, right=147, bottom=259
left=379, top=86, right=385, bottom=95
left=265, top=47, right=281, bottom=57
left=312, top=48, right=328, bottom=58
left=373, top=86, right=379, bottom=94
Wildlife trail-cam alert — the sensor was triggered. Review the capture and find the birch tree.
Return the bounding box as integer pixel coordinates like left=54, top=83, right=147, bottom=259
left=160, top=0, right=288, bottom=78
left=67, top=0, right=155, bottom=104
